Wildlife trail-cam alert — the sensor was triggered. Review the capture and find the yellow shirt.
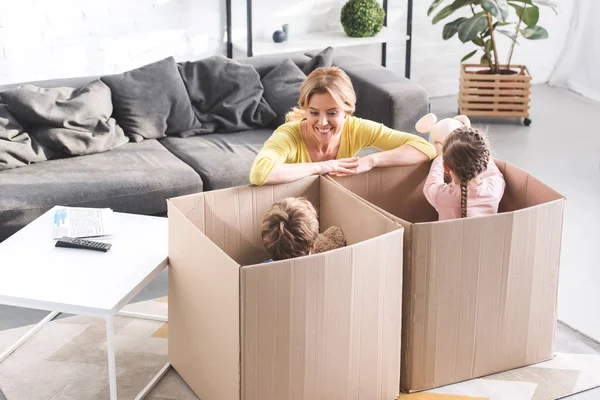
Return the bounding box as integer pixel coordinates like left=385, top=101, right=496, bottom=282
left=249, top=116, right=436, bottom=185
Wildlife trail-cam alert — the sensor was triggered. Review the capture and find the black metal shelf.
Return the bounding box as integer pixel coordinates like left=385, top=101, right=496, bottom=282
left=226, top=0, right=413, bottom=79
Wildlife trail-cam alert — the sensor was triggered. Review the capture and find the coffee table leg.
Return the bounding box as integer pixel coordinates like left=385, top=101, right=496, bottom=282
left=106, top=315, right=118, bottom=400
left=0, top=311, right=60, bottom=363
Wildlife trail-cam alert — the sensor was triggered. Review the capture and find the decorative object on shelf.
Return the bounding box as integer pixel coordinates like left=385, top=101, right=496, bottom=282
left=282, top=24, right=290, bottom=41
left=272, top=30, right=287, bottom=43
left=225, top=0, right=412, bottom=73
left=340, top=0, right=386, bottom=38
left=428, top=0, right=558, bottom=125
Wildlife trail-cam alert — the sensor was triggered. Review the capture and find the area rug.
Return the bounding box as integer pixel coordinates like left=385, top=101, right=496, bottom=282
left=1, top=298, right=599, bottom=400
left=397, top=351, right=600, bottom=399
left=0, top=297, right=196, bottom=400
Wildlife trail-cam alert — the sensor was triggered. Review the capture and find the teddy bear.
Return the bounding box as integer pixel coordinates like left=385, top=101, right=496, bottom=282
left=415, top=113, right=471, bottom=156
left=313, top=226, right=346, bottom=254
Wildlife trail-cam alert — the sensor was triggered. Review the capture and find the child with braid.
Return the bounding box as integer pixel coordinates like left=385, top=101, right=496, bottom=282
left=423, top=126, right=506, bottom=220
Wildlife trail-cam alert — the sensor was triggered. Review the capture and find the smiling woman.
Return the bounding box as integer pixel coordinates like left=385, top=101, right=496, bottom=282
left=249, top=66, right=437, bottom=186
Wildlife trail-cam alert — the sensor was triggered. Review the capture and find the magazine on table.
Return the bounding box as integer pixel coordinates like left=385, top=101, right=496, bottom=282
left=52, top=207, right=114, bottom=239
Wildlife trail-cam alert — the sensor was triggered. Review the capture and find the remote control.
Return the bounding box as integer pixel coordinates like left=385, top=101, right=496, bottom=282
left=55, top=237, right=112, bottom=252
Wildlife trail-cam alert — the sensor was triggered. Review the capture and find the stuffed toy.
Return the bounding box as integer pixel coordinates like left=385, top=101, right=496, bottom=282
left=415, top=113, right=471, bottom=156
left=313, top=226, right=346, bottom=254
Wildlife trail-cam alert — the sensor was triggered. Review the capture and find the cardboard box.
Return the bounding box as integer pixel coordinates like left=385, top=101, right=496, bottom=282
left=167, top=175, right=405, bottom=400
left=328, top=160, right=565, bottom=392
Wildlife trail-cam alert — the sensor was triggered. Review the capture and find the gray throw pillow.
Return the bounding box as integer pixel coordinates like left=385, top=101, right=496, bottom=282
left=261, top=59, right=306, bottom=127
left=177, top=55, right=276, bottom=136
left=302, top=46, right=334, bottom=75
left=101, top=57, right=200, bottom=142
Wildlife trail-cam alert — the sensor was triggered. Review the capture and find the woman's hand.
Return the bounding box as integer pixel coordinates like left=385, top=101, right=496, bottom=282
left=320, top=157, right=360, bottom=175
left=328, top=157, right=374, bottom=177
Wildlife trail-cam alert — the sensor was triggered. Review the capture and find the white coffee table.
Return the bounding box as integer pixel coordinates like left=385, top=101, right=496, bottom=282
left=0, top=207, right=170, bottom=399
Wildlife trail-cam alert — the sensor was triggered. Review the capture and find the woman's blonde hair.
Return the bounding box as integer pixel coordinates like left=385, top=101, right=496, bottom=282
left=285, top=66, right=356, bottom=122
left=442, top=127, right=491, bottom=218
left=261, top=197, right=319, bottom=261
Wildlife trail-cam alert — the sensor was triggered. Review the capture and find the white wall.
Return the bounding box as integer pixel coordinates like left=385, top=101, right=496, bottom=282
left=0, top=0, right=224, bottom=85
left=0, top=0, right=573, bottom=98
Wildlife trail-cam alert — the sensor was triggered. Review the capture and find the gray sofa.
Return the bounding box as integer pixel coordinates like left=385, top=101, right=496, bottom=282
left=0, top=50, right=429, bottom=242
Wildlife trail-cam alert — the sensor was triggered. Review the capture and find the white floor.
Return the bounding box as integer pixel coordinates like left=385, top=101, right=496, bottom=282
left=431, top=84, right=600, bottom=342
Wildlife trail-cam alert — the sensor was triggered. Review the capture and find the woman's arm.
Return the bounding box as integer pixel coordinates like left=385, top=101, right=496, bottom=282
left=330, top=118, right=436, bottom=176
left=248, top=125, right=361, bottom=185
left=365, top=143, right=430, bottom=168
left=260, top=158, right=359, bottom=185
left=355, top=118, right=437, bottom=162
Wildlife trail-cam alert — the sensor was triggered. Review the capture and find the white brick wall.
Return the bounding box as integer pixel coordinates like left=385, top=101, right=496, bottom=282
left=0, top=0, right=573, bottom=97
left=0, top=0, right=223, bottom=85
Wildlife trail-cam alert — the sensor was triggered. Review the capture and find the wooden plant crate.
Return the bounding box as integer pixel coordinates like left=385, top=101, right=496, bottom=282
left=459, top=64, right=532, bottom=124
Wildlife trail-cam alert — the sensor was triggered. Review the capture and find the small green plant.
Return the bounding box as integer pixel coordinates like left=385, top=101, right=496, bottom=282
left=428, top=0, right=558, bottom=73
left=341, top=0, right=386, bottom=38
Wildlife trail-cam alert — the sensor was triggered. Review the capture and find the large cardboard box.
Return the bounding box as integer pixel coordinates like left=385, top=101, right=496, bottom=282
left=167, top=176, right=405, bottom=400
left=328, top=160, right=565, bottom=392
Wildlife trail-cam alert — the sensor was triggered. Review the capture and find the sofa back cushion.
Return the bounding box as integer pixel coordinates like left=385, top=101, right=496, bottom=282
left=177, top=55, right=276, bottom=136
left=101, top=57, right=200, bottom=142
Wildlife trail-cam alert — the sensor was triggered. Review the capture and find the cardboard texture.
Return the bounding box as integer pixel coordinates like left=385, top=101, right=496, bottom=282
left=328, top=159, right=565, bottom=392
left=168, top=176, right=405, bottom=400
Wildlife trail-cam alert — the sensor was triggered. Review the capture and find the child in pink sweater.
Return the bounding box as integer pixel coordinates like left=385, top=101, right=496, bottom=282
left=423, top=127, right=506, bottom=220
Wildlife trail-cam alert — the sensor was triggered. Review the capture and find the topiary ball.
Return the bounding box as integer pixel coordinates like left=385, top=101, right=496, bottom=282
left=340, top=0, right=385, bottom=38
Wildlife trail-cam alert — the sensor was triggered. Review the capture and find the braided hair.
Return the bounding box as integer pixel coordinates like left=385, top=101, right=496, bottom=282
left=261, top=197, right=319, bottom=260
left=442, top=127, right=490, bottom=218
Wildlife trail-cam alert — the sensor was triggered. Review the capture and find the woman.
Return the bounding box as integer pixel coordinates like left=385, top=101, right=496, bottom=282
left=249, top=66, right=436, bottom=186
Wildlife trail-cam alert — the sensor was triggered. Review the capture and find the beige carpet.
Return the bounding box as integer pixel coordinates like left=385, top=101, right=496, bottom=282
left=0, top=297, right=196, bottom=400
left=2, top=298, right=600, bottom=400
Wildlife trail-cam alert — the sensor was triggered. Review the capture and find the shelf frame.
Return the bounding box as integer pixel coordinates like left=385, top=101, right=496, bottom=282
left=226, top=0, right=413, bottom=79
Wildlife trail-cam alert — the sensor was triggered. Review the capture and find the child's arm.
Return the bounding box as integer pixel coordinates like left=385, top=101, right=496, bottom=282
left=423, top=157, right=446, bottom=208
left=483, top=159, right=507, bottom=198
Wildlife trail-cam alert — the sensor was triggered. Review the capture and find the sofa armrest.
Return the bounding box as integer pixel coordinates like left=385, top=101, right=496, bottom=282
left=307, top=49, right=429, bottom=134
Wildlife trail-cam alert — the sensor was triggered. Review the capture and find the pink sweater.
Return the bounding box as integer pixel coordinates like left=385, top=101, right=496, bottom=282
left=423, top=157, right=506, bottom=221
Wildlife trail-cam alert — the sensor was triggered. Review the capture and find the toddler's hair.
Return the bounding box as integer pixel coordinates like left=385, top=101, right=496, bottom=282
left=442, top=127, right=490, bottom=218
left=261, top=197, right=319, bottom=261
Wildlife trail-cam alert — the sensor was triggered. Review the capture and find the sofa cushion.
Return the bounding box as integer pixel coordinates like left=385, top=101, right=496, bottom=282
left=101, top=57, right=200, bottom=142
left=261, top=59, right=306, bottom=127
left=302, top=46, right=333, bottom=74
left=177, top=55, right=276, bottom=136
left=159, top=129, right=272, bottom=190
left=238, top=54, right=310, bottom=78
left=0, top=140, right=203, bottom=242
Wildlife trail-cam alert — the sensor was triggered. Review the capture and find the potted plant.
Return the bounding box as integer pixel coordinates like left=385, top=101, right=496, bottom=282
left=428, top=0, right=558, bottom=125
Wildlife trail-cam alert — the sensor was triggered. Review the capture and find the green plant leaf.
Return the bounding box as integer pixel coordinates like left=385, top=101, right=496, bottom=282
left=481, top=54, right=491, bottom=65
left=510, top=3, right=539, bottom=26
left=461, top=49, right=478, bottom=62
left=484, top=38, right=493, bottom=52
left=481, top=0, right=510, bottom=22
left=472, top=37, right=485, bottom=46
left=432, top=4, right=454, bottom=24
left=428, top=0, right=446, bottom=16
left=443, top=17, right=467, bottom=39
left=520, top=25, right=548, bottom=39
left=450, top=0, right=482, bottom=11
left=431, top=0, right=482, bottom=24
left=497, top=28, right=520, bottom=43
left=458, top=14, right=488, bottom=42
left=510, top=0, right=558, bottom=14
